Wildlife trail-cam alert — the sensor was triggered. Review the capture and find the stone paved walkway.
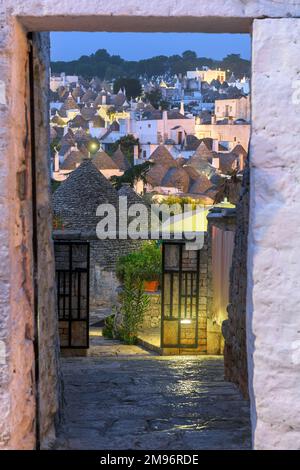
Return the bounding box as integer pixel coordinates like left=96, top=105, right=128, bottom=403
left=87, top=327, right=154, bottom=357
left=54, top=349, right=251, bottom=450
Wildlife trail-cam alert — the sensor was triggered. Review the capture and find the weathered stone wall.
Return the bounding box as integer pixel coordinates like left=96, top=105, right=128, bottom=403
left=0, top=22, right=61, bottom=449
left=0, top=18, right=37, bottom=451
left=207, top=213, right=236, bottom=356
left=199, top=235, right=209, bottom=354
left=141, top=293, right=161, bottom=329
left=90, top=238, right=142, bottom=309
left=221, top=173, right=249, bottom=398
left=32, top=32, right=61, bottom=449
left=8, top=1, right=300, bottom=33
left=248, top=18, right=300, bottom=450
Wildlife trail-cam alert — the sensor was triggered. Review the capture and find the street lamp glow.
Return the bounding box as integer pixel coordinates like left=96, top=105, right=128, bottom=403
left=88, top=139, right=100, bottom=155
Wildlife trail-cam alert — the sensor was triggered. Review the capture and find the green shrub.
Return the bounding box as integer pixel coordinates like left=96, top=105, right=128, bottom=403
left=102, top=315, right=115, bottom=339
left=117, top=273, right=150, bottom=344
left=115, top=242, right=161, bottom=344
left=116, top=241, right=162, bottom=283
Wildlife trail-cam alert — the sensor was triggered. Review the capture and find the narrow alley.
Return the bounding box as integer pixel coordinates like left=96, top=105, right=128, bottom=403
left=54, top=332, right=251, bottom=450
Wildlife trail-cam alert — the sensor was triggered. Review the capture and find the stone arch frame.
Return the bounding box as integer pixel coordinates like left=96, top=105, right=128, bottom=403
left=1, top=1, right=300, bottom=450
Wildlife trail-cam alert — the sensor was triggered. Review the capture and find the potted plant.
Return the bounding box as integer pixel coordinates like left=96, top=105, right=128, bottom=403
left=139, top=242, right=161, bottom=292
left=116, top=241, right=162, bottom=292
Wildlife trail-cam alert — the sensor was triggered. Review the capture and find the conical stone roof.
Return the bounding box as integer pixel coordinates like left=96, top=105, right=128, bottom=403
left=192, top=141, right=214, bottom=161
left=53, top=159, right=119, bottom=232
left=231, top=144, right=248, bottom=157
left=62, top=93, right=79, bottom=111
left=149, top=145, right=177, bottom=167
left=118, top=184, right=143, bottom=204
left=161, top=167, right=190, bottom=193
left=112, top=147, right=131, bottom=171
left=92, top=151, right=119, bottom=170
left=118, top=184, right=152, bottom=234
left=60, top=150, right=85, bottom=170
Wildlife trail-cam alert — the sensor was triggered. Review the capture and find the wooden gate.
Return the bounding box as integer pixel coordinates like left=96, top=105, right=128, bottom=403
left=54, top=241, right=90, bottom=349
left=161, top=241, right=200, bottom=350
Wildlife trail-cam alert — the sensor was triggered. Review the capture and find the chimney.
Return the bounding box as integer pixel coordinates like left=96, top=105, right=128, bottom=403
left=180, top=101, right=185, bottom=115
left=228, top=116, right=233, bottom=125
left=211, top=114, right=216, bottom=125
left=212, top=156, right=220, bottom=169
left=239, top=154, right=244, bottom=171
left=162, top=110, right=168, bottom=140
left=212, top=140, right=219, bottom=152
left=102, top=95, right=106, bottom=105
left=133, top=144, right=139, bottom=162
left=54, top=150, right=59, bottom=172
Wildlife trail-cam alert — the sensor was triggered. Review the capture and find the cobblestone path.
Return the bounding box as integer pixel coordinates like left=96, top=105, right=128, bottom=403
left=54, top=352, right=251, bottom=450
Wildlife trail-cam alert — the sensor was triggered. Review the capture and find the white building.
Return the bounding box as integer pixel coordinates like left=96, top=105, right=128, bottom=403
left=228, top=76, right=250, bottom=95
left=215, top=95, right=250, bottom=122
left=125, top=109, right=195, bottom=160
left=195, top=120, right=250, bottom=151
left=187, top=68, right=226, bottom=84
left=50, top=72, right=79, bottom=92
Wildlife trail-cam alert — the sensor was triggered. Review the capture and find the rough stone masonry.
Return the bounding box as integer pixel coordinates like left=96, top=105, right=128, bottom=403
left=1, top=0, right=300, bottom=450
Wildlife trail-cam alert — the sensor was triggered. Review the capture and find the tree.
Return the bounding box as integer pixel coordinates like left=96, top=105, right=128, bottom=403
left=220, top=54, right=251, bottom=79
left=51, top=48, right=251, bottom=81
left=111, top=161, right=153, bottom=190
left=110, top=134, right=139, bottom=166
left=144, top=89, right=161, bottom=109
left=182, top=50, right=197, bottom=60
left=113, top=78, right=142, bottom=99
left=93, top=49, right=110, bottom=61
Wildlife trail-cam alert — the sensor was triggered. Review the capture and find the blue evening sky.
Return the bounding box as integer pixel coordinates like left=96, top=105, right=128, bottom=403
left=50, top=32, right=251, bottom=61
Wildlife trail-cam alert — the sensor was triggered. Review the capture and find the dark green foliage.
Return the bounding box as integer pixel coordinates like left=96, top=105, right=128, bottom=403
left=51, top=179, right=61, bottom=193
left=51, top=50, right=250, bottom=81
left=50, top=137, right=61, bottom=155
left=144, top=88, right=168, bottom=110
left=102, top=315, right=115, bottom=339
left=113, top=78, right=142, bottom=99
left=109, top=134, right=139, bottom=166
left=117, top=275, right=150, bottom=344
left=111, top=160, right=153, bottom=190
left=116, top=241, right=162, bottom=344
left=116, top=241, right=162, bottom=283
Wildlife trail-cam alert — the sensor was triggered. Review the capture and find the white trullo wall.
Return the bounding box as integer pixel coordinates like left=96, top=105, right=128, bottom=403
left=248, top=18, right=300, bottom=450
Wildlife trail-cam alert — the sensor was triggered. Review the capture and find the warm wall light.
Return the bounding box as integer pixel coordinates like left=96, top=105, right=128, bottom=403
left=180, top=319, right=192, bottom=324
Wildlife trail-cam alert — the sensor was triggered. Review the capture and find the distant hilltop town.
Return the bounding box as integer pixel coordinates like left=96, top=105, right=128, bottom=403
left=50, top=59, right=250, bottom=204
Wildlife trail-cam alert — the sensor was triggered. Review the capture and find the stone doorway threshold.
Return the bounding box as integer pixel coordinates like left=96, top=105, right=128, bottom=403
left=88, top=310, right=207, bottom=357
left=138, top=327, right=161, bottom=354
left=88, top=326, right=156, bottom=357
left=137, top=327, right=210, bottom=356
